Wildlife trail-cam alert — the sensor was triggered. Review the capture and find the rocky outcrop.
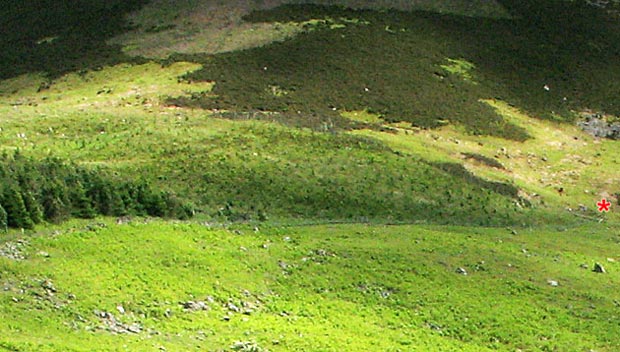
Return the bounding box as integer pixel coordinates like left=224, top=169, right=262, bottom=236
left=578, top=112, right=620, bottom=139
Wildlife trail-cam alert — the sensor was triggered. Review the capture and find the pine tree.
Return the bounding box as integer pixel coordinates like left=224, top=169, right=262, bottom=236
left=0, top=203, right=7, bottom=233
left=69, top=179, right=96, bottom=219
left=21, top=190, right=43, bottom=224
left=2, top=185, right=34, bottom=229
left=41, top=182, right=69, bottom=223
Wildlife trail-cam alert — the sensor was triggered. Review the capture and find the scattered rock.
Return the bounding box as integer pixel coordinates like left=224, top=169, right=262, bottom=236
left=578, top=112, right=620, bottom=140
left=580, top=263, right=589, bottom=269
left=222, top=315, right=231, bottom=321
left=182, top=301, right=209, bottom=311
left=227, top=302, right=240, bottom=313
left=0, top=240, right=28, bottom=261
left=607, top=258, right=616, bottom=263
left=593, top=263, right=606, bottom=273
left=116, top=216, right=132, bottom=225
left=231, top=341, right=266, bottom=351
left=95, top=310, right=142, bottom=334
left=314, top=249, right=328, bottom=256
left=84, top=222, right=107, bottom=232
left=37, top=251, right=50, bottom=258
left=427, top=322, right=442, bottom=331
left=126, top=324, right=142, bottom=334
left=41, top=279, right=57, bottom=293
left=455, top=267, right=468, bottom=275
left=547, top=280, right=559, bottom=287
left=116, top=305, right=125, bottom=314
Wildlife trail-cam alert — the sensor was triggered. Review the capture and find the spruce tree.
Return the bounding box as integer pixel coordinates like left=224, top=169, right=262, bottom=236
left=2, top=185, right=34, bottom=229
left=0, top=203, right=7, bottom=232
left=21, top=190, right=43, bottom=224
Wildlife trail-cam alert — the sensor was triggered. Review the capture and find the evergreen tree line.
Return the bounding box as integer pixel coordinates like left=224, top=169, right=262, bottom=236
left=0, top=152, right=194, bottom=230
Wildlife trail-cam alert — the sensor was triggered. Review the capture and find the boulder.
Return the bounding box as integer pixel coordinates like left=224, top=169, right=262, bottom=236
left=593, top=263, right=606, bottom=273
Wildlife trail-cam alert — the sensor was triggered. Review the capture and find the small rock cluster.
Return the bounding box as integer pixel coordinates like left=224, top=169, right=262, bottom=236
left=0, top=240, right=28, bottom=261
left=230, top=340, right=268, bottom=352
left=182, top=300, right=210, bottom=312
left=222, top=292, right=262, bottom=320
left=577, top=112, right=620, bottom=140
left=300, top=248, right=337, bottom=265
left=94, top=310, right=142, bottom=334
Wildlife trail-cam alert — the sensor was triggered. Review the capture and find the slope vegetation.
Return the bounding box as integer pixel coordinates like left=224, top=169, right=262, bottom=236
left=1, top=220, right=619, bottom=351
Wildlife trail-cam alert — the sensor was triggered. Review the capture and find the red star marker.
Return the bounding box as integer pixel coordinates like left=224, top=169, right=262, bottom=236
left=597, top=198, right=611, bottom=212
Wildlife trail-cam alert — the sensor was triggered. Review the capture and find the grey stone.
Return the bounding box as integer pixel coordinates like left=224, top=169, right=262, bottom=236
left=227, top=302, right=240, bottom=313
left=593, top=263, right=606, bottom=273
left=127, top=324, right=142, bottom=334
left=315, top=249, right=328, bottom=256
left=455, top=267, right=468, bottom=275
left=41, top=279, right=56, bottom=292
left=547, top=280, right=559, bottom=287
left=183, top=300, right=209, bottom=311
left=578, top=113, right=620, bottom=140
left=0, top=241, right=27, bottom=261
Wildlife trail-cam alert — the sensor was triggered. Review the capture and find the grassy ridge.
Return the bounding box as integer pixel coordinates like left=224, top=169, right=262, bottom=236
left=1, top=220, right=619, bottom=351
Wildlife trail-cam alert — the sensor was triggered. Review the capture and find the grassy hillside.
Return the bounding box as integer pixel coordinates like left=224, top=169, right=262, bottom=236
left=1, top=1, right=620, bottom=350
left=1, top=1, right=619, bottom=226
left=2, top=220, right=620, bottom=351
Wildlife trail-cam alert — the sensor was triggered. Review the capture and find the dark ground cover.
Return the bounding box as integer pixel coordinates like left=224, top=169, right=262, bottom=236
left=0, top=0, right=149, bottom=80
left=168, top=1, right=620, bottom=139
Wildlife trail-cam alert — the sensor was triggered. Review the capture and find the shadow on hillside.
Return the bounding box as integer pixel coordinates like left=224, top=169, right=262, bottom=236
left=166, top=1, right=620, bottom=140
left=452, top=0, right=620, bottom=118
left=0, top=0, right=150, bottom=80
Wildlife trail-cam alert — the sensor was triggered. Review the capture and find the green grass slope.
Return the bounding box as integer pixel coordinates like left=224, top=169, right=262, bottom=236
left=0, top=220, right=620, bottom=351
left=1, top=220, right=620, bottom=351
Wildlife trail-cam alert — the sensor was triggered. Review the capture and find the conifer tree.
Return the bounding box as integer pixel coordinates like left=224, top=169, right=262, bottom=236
left=2, top=185, right=34, bottom=229
left=0, top=203, right=7, bottom=233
